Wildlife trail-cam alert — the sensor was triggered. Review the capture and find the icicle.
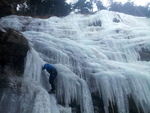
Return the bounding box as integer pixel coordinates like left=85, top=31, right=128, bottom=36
left=0, top=10, right=150, bottom=113
left=56, top=64, right=94, bottom=113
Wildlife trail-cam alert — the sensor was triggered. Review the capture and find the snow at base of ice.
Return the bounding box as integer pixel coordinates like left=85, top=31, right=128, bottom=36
left=0, top=10, right=150, bottom=113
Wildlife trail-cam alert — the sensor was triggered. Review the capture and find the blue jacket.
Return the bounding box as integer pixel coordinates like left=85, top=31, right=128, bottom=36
left=42, top=64, right=58, bottom=76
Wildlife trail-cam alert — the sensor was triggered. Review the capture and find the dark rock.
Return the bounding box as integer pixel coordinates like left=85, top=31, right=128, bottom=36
left=139, top=48, right=150, bottom=61
left=91, top=92, right=105, bottom=113
left=0, top=74, right=9, bottom=88
left=88, top=20, right=102, bottom=27
left=91, top=92, right=145, bottom=113
left=113, top=18, right=120, bottom=23
left=92, top=92, right=118, bottom=113
left=0, top=28, right=29, bottom=76
left=58, top=99, right=81, bottom=113
left=128, top=95, right=145, bottom=113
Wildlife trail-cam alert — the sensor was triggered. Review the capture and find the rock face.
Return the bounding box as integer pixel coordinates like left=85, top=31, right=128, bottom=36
left=91, top=92, right=144, bottom=113
left=0, top=28, right=29, bottom=76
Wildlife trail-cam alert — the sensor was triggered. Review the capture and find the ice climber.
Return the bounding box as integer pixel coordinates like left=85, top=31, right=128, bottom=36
left=42, top=63, right=58, bottom=93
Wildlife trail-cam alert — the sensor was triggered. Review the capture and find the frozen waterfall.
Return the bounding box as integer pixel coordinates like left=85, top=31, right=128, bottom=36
left=0, top=10, right=150, bottom=113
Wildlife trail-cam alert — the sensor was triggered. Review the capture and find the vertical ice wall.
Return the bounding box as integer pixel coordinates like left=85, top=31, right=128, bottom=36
left=0, top=10, right=150, bottom=113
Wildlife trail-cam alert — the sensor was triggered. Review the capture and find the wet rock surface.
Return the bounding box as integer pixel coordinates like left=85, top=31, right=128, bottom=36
left=0, top=28, right=29, bottom=87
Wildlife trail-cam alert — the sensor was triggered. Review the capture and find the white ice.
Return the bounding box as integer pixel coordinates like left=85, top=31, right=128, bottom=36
left=0, top=10, right=150, bottom=113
